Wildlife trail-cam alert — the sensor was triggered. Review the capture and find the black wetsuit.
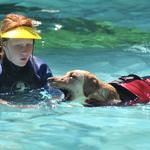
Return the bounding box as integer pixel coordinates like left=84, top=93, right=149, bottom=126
left=0, top=56, right=53, bottom=93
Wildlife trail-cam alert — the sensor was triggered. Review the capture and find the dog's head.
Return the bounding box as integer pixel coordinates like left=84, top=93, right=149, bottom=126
left=48, top=70, right=101, bottom=99
left=48, top=70, right=85, bottom=101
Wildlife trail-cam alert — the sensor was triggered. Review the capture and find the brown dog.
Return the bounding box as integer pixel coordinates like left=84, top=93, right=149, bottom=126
left=48, top=70, right=122, bottom=106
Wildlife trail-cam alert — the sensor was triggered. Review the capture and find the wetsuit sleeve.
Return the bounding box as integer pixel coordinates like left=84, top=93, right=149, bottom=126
left=38, top=63, right=53, bottom=80
left=31, top=56, right=53, bottom=86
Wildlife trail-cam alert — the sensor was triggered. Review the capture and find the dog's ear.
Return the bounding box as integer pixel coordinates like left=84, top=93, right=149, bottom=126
left=83, top=74, right=100, bottom=97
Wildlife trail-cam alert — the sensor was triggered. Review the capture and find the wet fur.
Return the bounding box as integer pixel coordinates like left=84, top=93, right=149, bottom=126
left=48, top=70, right=121, bottom=106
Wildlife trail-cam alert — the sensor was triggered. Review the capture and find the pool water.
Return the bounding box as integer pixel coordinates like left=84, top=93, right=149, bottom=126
left=1, top=0, right=150, bottom=150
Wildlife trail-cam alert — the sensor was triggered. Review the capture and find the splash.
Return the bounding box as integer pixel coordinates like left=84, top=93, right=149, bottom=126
left=0, top=87, right=65, bottom=109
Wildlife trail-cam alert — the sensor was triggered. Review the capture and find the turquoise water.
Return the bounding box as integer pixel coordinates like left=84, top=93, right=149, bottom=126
left=1, top=1, right=150, bottom=150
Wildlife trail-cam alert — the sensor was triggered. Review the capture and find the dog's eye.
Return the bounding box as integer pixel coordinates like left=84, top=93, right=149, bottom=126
left=70, top=75, right=76, bottom=79
left=69, top=73, right=77, bottom=79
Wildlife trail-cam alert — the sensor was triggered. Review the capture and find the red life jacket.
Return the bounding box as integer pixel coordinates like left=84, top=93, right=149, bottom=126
left=110, top=75, right=150, bottom=105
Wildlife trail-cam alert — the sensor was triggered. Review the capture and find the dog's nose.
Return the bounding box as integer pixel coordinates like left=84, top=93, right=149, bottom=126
left=47, top=77, right=55, bottom=82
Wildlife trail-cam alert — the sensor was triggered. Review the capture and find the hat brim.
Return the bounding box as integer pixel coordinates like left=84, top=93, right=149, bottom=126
left=0, top=26, right=41, bottom=39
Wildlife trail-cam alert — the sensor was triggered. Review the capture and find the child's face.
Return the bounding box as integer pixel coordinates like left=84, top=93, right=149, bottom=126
left=3, top=39, right=33, bottom=66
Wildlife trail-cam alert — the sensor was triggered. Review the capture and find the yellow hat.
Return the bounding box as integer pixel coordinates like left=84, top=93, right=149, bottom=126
left=0, top=26, right=41, bottom=39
